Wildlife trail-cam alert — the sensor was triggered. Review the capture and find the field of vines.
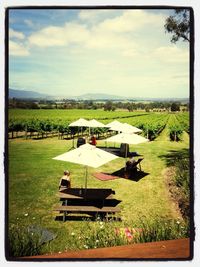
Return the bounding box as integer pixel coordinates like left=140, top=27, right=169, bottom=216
left=8, top=109, right=189, bottom=141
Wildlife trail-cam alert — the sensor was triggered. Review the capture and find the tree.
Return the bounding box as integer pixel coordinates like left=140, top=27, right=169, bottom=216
left=104, top=101, right=114, bottom=111
left=164, top=9, right=190, bottom=43
left=171, top=102, right=180, bottom=112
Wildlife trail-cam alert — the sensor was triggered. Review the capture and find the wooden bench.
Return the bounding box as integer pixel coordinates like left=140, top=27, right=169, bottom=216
left=54, top=205, right=121, bottom=221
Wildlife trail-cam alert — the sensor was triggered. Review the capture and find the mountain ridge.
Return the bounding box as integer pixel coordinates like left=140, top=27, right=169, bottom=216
left=8, top=88, right=189, bottom=102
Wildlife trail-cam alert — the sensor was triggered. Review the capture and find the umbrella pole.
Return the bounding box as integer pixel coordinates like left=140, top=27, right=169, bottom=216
left=124, top=143, right=128, bottom=171
left=85, top=165, right=88, bottom=194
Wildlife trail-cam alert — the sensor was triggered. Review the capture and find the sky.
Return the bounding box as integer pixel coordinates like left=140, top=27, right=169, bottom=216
left=8, top=8, right=190, bottom=98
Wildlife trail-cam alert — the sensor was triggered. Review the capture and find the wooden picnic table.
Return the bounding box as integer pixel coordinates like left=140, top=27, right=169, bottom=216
left=54, top=188, right=120, bottom=221
left=58, top=188, right=115, bottom=200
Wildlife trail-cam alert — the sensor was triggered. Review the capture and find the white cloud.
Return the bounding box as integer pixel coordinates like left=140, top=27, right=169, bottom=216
left=121, top=48, right=139, bottom=58
left=28, top=22, right=90, bottom=47
left=153, top=46, right=189, bottom=63
left=78, top=10, right=118, bottom=22
left=94, top=10, right=164, bottom=33
left=28, top=26, right=67, bottom=47
left=27, top=9, right=165, bottom=53
left=9, top=28, right=25, bottom=40
left=9, top=40, right=29, bottom=56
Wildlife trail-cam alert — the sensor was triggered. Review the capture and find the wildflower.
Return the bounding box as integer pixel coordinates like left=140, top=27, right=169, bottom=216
left=176, top=220, right=180, bottom=225
left=71, top=232, right=75, bottom=236
left=83, top=244, right=88, bottom=249
left=96, top=240, right=99, bottom=243
left=100, top=225, right=104, bottom=229
left=24, top=213, right=28, bottom=217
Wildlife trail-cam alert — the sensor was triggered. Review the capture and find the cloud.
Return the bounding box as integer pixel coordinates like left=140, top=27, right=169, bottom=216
left=78, top=10, right=118, bottom=22
left=153, top=46, right=189, bottom=63
left=9, top=40, right=29, bottom=56
left=9, top=28, right=25, bottom=39
left=121, top=48, right=139, bottom=58
left=94, top=10, right=164, bottom=33
left=28, top=22, right=90, bottom=47
left=26, top=9, right=164, bottom=53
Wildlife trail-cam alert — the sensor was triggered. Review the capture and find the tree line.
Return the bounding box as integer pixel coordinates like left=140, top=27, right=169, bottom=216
left=9, top=98, right=189, bottom=112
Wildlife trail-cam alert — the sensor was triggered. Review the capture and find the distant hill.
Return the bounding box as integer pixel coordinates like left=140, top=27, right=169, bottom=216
left=76, top=93, right=126, bottom=100
left=9, top=89, right=126, bottom=101
left=8, top=88, right=189, bottom=103
left=9, top=89, right=51, bottom=99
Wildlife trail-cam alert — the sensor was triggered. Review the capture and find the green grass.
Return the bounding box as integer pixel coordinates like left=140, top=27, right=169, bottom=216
left=7, top=120, right=190, bottom=256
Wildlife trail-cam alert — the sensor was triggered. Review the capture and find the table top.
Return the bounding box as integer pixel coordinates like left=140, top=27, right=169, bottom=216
left=58, top=188, right=115, bottom=200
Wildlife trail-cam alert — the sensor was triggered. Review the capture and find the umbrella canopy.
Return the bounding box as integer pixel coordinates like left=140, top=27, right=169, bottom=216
left=123, top=123, right=142, bottom=133
left=88, top=119, right=107, bottom=128
left=105, top=120, right=122, bottom=128
left=105, top=133, right=149, bottom=168
left=53, top=144, right=119, bottom=188
left=105, top=132, right=149, bottom=145
left=53, top=143, right=118, bottom=168
left=109, top=123, right=142, bottom=134
left=69, top=118, right=90, bottom=127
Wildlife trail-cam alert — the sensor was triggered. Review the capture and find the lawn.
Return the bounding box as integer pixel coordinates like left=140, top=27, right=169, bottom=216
left=7, top=126, right=190, bottom=254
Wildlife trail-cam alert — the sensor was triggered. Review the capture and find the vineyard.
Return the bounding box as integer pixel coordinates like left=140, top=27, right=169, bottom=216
left=8, top=109, right=189, bottom=141
left=7, top=108, right=191, bottom=256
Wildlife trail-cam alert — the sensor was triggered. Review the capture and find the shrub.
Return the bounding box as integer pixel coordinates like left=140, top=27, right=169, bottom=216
left=174, top=156, right=190, bottom=218
left=134, top=217, right=189, bottom=243
left=8, top=224, right=42, bottom=257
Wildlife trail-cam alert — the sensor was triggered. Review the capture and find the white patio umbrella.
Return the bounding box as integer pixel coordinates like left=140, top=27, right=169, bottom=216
left=105, top=133, right=149, bottom=167
left=88, top=119, right=106, bottom=128
left=109, top=123, right=142, bottom=134
left=69, top=118, right=91, bottom=147
left=123, top=123, right=142, bottom=133
left=69, top=118, right=90, bottom=127
left=53, top=143, right=119, bottom=189
left=105, top=132, right=149, bottom=145
left=105, top=120, right=122, bottom=128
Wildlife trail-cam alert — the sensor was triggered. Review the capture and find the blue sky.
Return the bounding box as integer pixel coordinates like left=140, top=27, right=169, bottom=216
left=8, top=8, right=190, bottom=98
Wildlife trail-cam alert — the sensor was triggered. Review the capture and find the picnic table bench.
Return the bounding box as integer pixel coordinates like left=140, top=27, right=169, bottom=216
left=54, top=188, right=121, bottom=221
left=54, top=205, right=121, bottom=221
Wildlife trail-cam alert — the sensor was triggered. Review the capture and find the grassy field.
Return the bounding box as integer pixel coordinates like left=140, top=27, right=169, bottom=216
left=7, top=111, right=190, bottom=255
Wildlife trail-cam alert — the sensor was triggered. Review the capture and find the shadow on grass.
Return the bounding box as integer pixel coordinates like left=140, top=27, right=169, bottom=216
left=55, top=214, right=95, bottom=221
left=55, top=214, right=122, bottom=222
left=61, top=199, right=121, bottom=209
left=109, top=167, right=149, bottom=182
left=159, top=148, right=190, bottom=167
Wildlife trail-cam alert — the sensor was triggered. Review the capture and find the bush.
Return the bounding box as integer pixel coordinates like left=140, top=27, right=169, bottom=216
left=8, top=224, right=42, bottom=257
left=174, top=156, right=190, bottom=218
left=134, top=217, right=189, bottom=243
left=8, top=224, right=57, bottom=258
left=64, top=216, right=189, bottom=251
